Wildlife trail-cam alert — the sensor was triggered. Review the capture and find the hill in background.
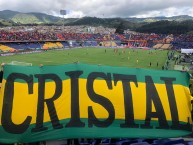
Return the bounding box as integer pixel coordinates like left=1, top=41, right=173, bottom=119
left=135, top=20, right=193, bottom=34
left=126, top=15, right=193, bottom=23
left=1, top=10, right=193, bottom=34
left=0, top=10, right=62, bottom=24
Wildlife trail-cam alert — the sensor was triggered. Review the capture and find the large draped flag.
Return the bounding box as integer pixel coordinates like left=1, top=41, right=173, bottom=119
left=0, top=63, right=192, bottom=143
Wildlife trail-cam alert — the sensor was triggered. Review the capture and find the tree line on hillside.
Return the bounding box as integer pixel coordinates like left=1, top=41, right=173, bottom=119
left=134, top=20, right=193, bottom=34
left=1, top=15, right=193, bottom=35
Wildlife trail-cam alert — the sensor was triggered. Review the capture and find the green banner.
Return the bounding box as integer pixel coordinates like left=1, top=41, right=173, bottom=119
left=0, top=63, right=192, bottom=144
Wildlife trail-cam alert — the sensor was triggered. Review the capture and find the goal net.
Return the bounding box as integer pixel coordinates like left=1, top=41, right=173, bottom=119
left=9, top=61, right=33, bottom=66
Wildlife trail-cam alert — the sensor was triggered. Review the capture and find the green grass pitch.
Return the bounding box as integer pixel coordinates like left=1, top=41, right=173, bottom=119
left=0, top=48, right=168, bottom=70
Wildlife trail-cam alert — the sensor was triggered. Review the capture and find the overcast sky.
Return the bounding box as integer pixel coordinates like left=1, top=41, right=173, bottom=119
left=0, top=0, right=193, bottom=18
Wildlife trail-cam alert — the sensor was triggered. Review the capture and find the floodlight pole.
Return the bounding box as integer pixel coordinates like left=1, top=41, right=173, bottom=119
left=63, top=14, right=64, bottom=27
left=60, top=10, right=66, bottom=28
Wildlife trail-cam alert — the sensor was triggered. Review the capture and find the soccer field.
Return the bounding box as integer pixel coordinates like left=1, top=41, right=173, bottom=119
left=0, top=48, right=168, bottom=70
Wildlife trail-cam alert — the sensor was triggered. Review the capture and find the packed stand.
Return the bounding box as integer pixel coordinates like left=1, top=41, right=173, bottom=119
left=1, top=26, right=193, bottom=50
left=172, top=34, right=193, bottom=49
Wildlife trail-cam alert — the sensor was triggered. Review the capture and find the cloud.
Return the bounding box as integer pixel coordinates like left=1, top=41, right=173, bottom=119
left=0, top=0, right=193, bottom=18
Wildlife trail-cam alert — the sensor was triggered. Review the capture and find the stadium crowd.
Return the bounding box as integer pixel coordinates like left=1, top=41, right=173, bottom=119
left=0, top=26, right=173, bottom=42
left=0, top=30, right=163, bottom=42
left=0, top=26, right=193, bottom=51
